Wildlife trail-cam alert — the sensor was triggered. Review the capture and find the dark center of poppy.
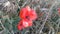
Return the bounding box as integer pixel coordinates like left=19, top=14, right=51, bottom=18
left=26, top=16, right=30, bottom=20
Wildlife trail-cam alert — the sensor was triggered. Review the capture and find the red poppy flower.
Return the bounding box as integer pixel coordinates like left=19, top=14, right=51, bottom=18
left=17, top=19, right=32, bottom=30
left=19, top=6, right=37, bottom=20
